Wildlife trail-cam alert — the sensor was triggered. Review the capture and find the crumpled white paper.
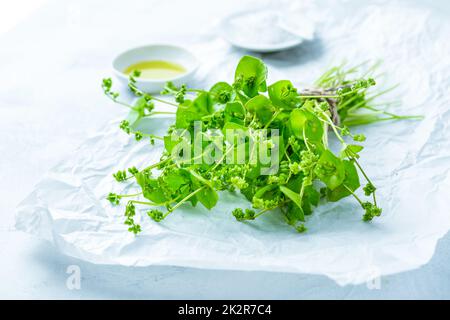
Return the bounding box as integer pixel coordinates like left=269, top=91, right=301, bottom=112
left=15, top=1, right=450, bottom=285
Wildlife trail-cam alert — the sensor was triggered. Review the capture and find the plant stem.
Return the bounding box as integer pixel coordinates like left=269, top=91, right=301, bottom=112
left=300, top=94, right=339, bottom=99
left=119, top=192, right=142, bottom=198
left=147, top=111, right=176, bottom=116
left=151, top=96, right=179, bottom=107
left=164, top=186, right=206, bottom=216
left=299, top=182, right=305, bottom=208
left=314, top=103, right=345, bottom=145
left=130, top=200, right=159, bottom=206
left=361, top=105, right=423, bottom=119
left=264, top=109, right=282, bottom=129
left=104, top=92, right=134, bottom=109
left=302, top=127, right=312, bottom=151
left=351, top=157, right=377, bottom=206
left=210, top=145, right=234, bottom=172
left=343, top=185, right=364, bottom=207
left=254, top=208, right=270, bottom=218
left=141, top=157, right=173, bottom=172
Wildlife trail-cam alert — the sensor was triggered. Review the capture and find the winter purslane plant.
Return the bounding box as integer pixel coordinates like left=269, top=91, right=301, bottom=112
left=102, top=56, right=421, bottom=234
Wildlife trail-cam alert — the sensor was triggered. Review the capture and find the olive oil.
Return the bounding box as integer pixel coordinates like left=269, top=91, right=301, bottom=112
left=123, top=60, right=186, bottom=79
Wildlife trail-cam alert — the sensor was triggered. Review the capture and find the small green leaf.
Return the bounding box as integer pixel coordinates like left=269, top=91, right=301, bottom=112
left=210, top=82, right=235, bottom=105
left=285, top=202, right=305, bottom=225
left=268, top=80, right=300, bottom=110
left=245, top=95, right=274, bottom=125
left=289, top=109, right=324, bottom=142
left=327, top=160, right=361, bottom=202
left=341, top=144, right=364, bottom=159
left=175, top=93, right=214, bottom=128
left=280, top=185, right=305, bottom=222
left=234, top=56, right=268, bottom=98
left=224, top=101, right=246, bottom=125
left=314, top=150, right=345, bottom=190
left=198, top=187, right=219, bottom=209
left=136, top=173, right=168, bottom=203
left=164, top=134, right=183, bottom=153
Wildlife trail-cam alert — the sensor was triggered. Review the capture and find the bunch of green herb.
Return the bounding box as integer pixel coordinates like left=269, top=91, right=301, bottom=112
left=102, top=56, right=421, bottom=234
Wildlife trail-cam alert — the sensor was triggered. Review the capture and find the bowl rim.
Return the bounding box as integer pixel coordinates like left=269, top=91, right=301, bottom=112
left=218, top=10, right=304, bottom=53
left=112, top=43, right=199, bottom=83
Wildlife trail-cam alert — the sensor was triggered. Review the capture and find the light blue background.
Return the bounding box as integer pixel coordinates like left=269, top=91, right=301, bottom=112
left=1, top=0, right=449, bottom=299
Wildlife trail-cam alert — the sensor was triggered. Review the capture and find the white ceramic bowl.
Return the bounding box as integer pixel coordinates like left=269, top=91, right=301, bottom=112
left=112, top=44, right=199, bottom=93
left=219, top=10, right=305, bottom=53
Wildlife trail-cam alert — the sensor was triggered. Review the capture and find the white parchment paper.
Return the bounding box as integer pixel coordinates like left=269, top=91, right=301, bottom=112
left=15, top=0, right=450, bottom=285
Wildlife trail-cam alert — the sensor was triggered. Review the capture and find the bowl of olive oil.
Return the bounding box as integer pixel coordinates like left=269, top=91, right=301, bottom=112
left=113, top=44, right=199, bottom=93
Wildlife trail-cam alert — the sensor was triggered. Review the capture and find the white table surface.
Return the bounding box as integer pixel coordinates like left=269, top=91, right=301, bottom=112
left=1, top=0, right=450, bottom=299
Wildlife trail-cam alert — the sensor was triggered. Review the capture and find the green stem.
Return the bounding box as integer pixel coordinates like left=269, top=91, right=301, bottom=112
left=254, top=208, right=270, bottom=218
left=209, top=145, right=234, bottom=172
left=302, top=127, right=312, bottom=151
left=343, top=185, right=364, bottom=207
left=164, top=186, right=206, bottom=216
left=298, top=182, right=306, bottom=207
left=145, top=133, right=164, bottom=140
left=141, top=157, right=173, bottom=172
left=343, top=114, right=423, bottom=127
left=187, top=169, right=213, bottom=188
left=119, top=192, right=142, bottom=198
left=201, top=114, right=215, bottom=120
left=300, top=95, right=339, bottom=99
left=322, top=122, right=329, bottom=147
left=129, top=82, right=179, bottom=107
left=151, top=96, right=179, bottom=107
left=186, top=88, right=205, bottom=93
left=147, top=111, right=176, bottom=116
left=350, top=157, right=377, bottom=206
left=314, top=102, right=345, bottom=145
left=104, top=92, right=134, bottom=109
left=130, top=200, right=159, bottom=206
left=347, top=85, right=399, bottom=112
left=360, top=105, right=423, bottom=119
left=264, top=109, right=282, bottom=129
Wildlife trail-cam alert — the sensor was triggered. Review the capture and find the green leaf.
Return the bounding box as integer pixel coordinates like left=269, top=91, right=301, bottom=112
left=245, top=95, right=274, bottom=125
left=268, top=80, right=301, bottom=110
left=289, top=109, right=324, bottom=142
left=327, top=160, right=360, bottom=202
left=126, top=109, right=142, bottom=127
left=246, top=163, right=262, bottom=180
left=136, top=173, right=168, bottom=203
left=254, top=184, right=278, bottom=199
left=285, top=202, right=305, bottom=225
left=162, top=170, right=190, bottom=191
left=285, top=175, right=319, bottom=215
left=192, top=92, right=214, bottom=114
left=314, top=150, right=345, bottom=190
left=222, top=121, right=248, bottom=142
left=280, top=185, right=305, bottom=221
left=234, top=56, right=268, bottom=98
left=210, top=82, right=235, bottom=105
left=175, top=93, right=214, bottom=128
left=175, top=100, right=196, bottom=128
left=340, top=144, right=364, bottom=159
left=164, top=136, right=177, bottom=154
left=198, top=187, right=219, bottom=210
left=302, top=186, right=320, bottom=215
left=224, top=101, right=246, bottom=125
left=222, top=121, right=247, bottom=131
